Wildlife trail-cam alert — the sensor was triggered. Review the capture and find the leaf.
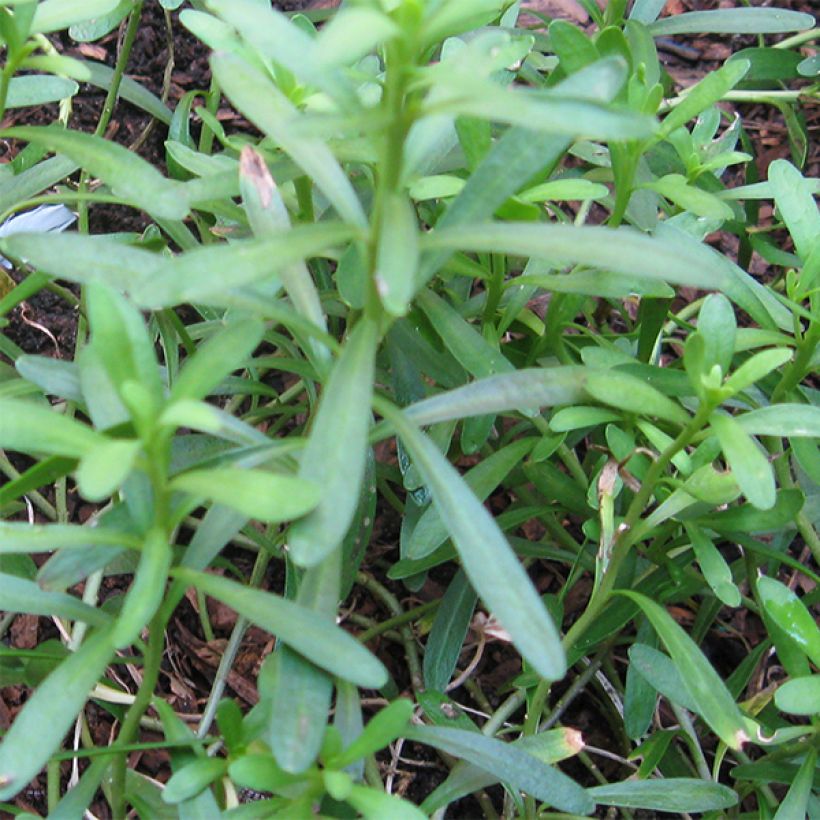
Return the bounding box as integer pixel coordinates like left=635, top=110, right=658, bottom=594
left=211, top=52, right=366, bottom=228
left=172, top=568, right=387, bottom=689
left=1, top=126, right=188, bottom=220
left=627, top=644, right=698, bottom=713
left=162, top=758, right=227, bottom=805
left=170, top=318, right=265, bottom=403
left=646, top=174, right=734, bottom=220
left=736, top=404, right=820, bottom=438
left=769, top=159, right=820, bottom=261
left=130, top=224, right=355, bottom=308
left=0, top=521, right=138, bottom=553
left=660, top=60, right=749, bottom=135
left=289, top=319, right=378, bottom=567
left=757, top=576, right=820, bottom=667
left=423, top=569, right=477, bottom=691
left=327, top=700, right=414, bottom=769
left=406, top=725, right=593, bottom=814
left=31, top=0, right=123, bottom=34
left=711, top=413, right=776, bottom=510
left=773, top=749, right=816, bottom=820
left=345, top=784, right=427, bottom=820
left=379, top=402, right=566, bottom=681
left=376, top=192, right=419, bottom=316
left=774, top=675, right=820, bottom=716
left=416, top=290, right=514, bottom=379
left=584, top=369, right=690, bottom=426
left=699, top=488, right=803, bottom=534
left=589, top=779, right=738, bottom=811
left=0, top=627, right=115, bottom=801
left=685, top=522, right=740, bottom=607
left=407, top=438, right=536, bottom=560
left=112, top=529, right=173, bottom=649
left=620, top=592, right=752, bottom=749
left=6, top=76, right=78, bottom=108
left=649, top=8, right=814, bottom=35
left=403, top=367, right=587, bottom=425
left=170, top=468, right=320, bottom=524
left=423, top=221, right=734, bottom=292
left=0, top=398, right=100, bottom=458
left=0, top=573, right=109, bottom=626
left=2, top=232, right=162, bottom=291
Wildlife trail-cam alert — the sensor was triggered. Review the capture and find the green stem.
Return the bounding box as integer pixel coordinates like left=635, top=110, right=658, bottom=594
left=357, top=599, right=439, bottom=642
left=77, top=1, right=144, bottom=234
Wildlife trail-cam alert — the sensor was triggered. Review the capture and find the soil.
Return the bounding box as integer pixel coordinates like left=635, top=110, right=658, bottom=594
left=0, top=0, right=817, bottom=817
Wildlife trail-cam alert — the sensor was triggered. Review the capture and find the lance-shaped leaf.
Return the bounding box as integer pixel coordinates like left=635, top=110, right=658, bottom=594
left=0, top=573, right=110, bottom=626
left=0, top=627, right=115, bottom=801
left=0, top=398, right=101, bottom=458
left=170, top=468, right=320, bottom=524
left=379, top=401, right=566, bottom=681
left=649, top=8, right=814, bottom=36
left=1, top=126, right=188, bottom=220
left=172, top=568, right=387, bottom=688
left=211, top=51, right=366, bottom=228
left=617, top=590, right=752, bottom=749
left=289, top=319, right=378, bottom=567
left=589, top=779, right=738, bottom=812
left=406, top=725, right=592, bottom=814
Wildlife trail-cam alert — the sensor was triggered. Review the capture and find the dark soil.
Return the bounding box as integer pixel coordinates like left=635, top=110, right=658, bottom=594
left=0, top=0, right=816, bottom=817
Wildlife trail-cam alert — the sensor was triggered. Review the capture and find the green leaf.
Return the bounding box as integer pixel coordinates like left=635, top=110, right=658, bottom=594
left=0, top=126, right=188, bottom=220
left=684, top=522, right=740, bottom=607
left=417, top=290, right=514, bottom=379
left=112, top=529, right=172, bottom=649
left=2, top=232, right=162, bottom=291
left=736, top=404, right=820, bottom=438
left=403, top=367, right=587, bottom=425
left=0, top=627, right=115, bottom=801
left=757, top=576, right=820, bottom=667
left=660, top=60, right=749, bottom=135
left=172, top=568, right=388, bottom=688
left=649, top=8, right=814, bottom=35
left=376, top=192, right=419, bottom=316
left=711, top=413, right=776, bottom=510
left=617, top=590, right=751, bottom=749
left=589, top=779, right=738, bottom=811
left=0, top=521, right=137, bottom=553
left=170, top=468, right=320, bottom=524
left=584, top=369, right=689, bottom=426
left=773, top=749, right=816, bottom=820
left=162, top=757, right=227, bottom=805
left=699, top=488, right=803, bottom=534
left=423, top=569, right=477, bottom=692
left=769, top=159, right=820, bottom=261
left=31, top=0, right=123, bottom=34
left=170, top=318, right=265, bottom=403
left=68, top=0, right=131, bottom=41
left=628, top=644, right=698, bottom=713
left=0, top=573, right=109, bottom=626
left=406, top=725, right=593, bottom=814
left=646, top=174, right=734, bottom=220
left=76, top=439, right=140, bottom=502
left=6, top=76, right=78, bottom=108
left=345, top=784, right=427, bottom=820
left=0, top=398, right=100, bottom=458
left=423, top=221, right=733, bottom=292
left=519, top=178, right=609, bottom=203
left=289, top=318, right=378, bottom=567
left=379, top=402, right=566, bottom=681
left=327, top=700, right=414, bottom=769
left=407, top=438, right=536, bottom=560
left=130, top=224, right=355, bottom=308
left=211, top=51, right=367, bottom=228
left=774, top=675, right=820, bottom=716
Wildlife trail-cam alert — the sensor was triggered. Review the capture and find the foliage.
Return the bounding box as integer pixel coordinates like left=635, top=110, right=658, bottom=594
left=0, top=0, right=818, bottom=817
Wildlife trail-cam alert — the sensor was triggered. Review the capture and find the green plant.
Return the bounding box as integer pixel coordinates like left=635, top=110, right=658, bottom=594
left=0, top=0, right=818, bottom=817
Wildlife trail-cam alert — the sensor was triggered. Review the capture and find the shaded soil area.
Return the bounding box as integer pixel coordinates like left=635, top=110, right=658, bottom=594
left=0, top=1, right=816, bottom=817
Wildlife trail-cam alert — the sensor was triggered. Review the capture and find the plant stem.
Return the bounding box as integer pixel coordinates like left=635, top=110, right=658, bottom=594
left=77, top=1, right=144, bottom=234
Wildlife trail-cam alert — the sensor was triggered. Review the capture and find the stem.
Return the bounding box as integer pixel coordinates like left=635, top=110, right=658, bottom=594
left=77, top=1, right=144, bottom=234
left=109, top=611, right=167, bottom=820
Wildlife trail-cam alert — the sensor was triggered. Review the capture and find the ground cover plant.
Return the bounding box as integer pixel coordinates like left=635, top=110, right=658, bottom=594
left=0, top=0, right=818, bottom=816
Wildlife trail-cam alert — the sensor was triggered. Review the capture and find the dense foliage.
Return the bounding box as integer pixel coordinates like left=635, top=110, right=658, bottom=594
left=0, top=0, right=818, bottom=817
